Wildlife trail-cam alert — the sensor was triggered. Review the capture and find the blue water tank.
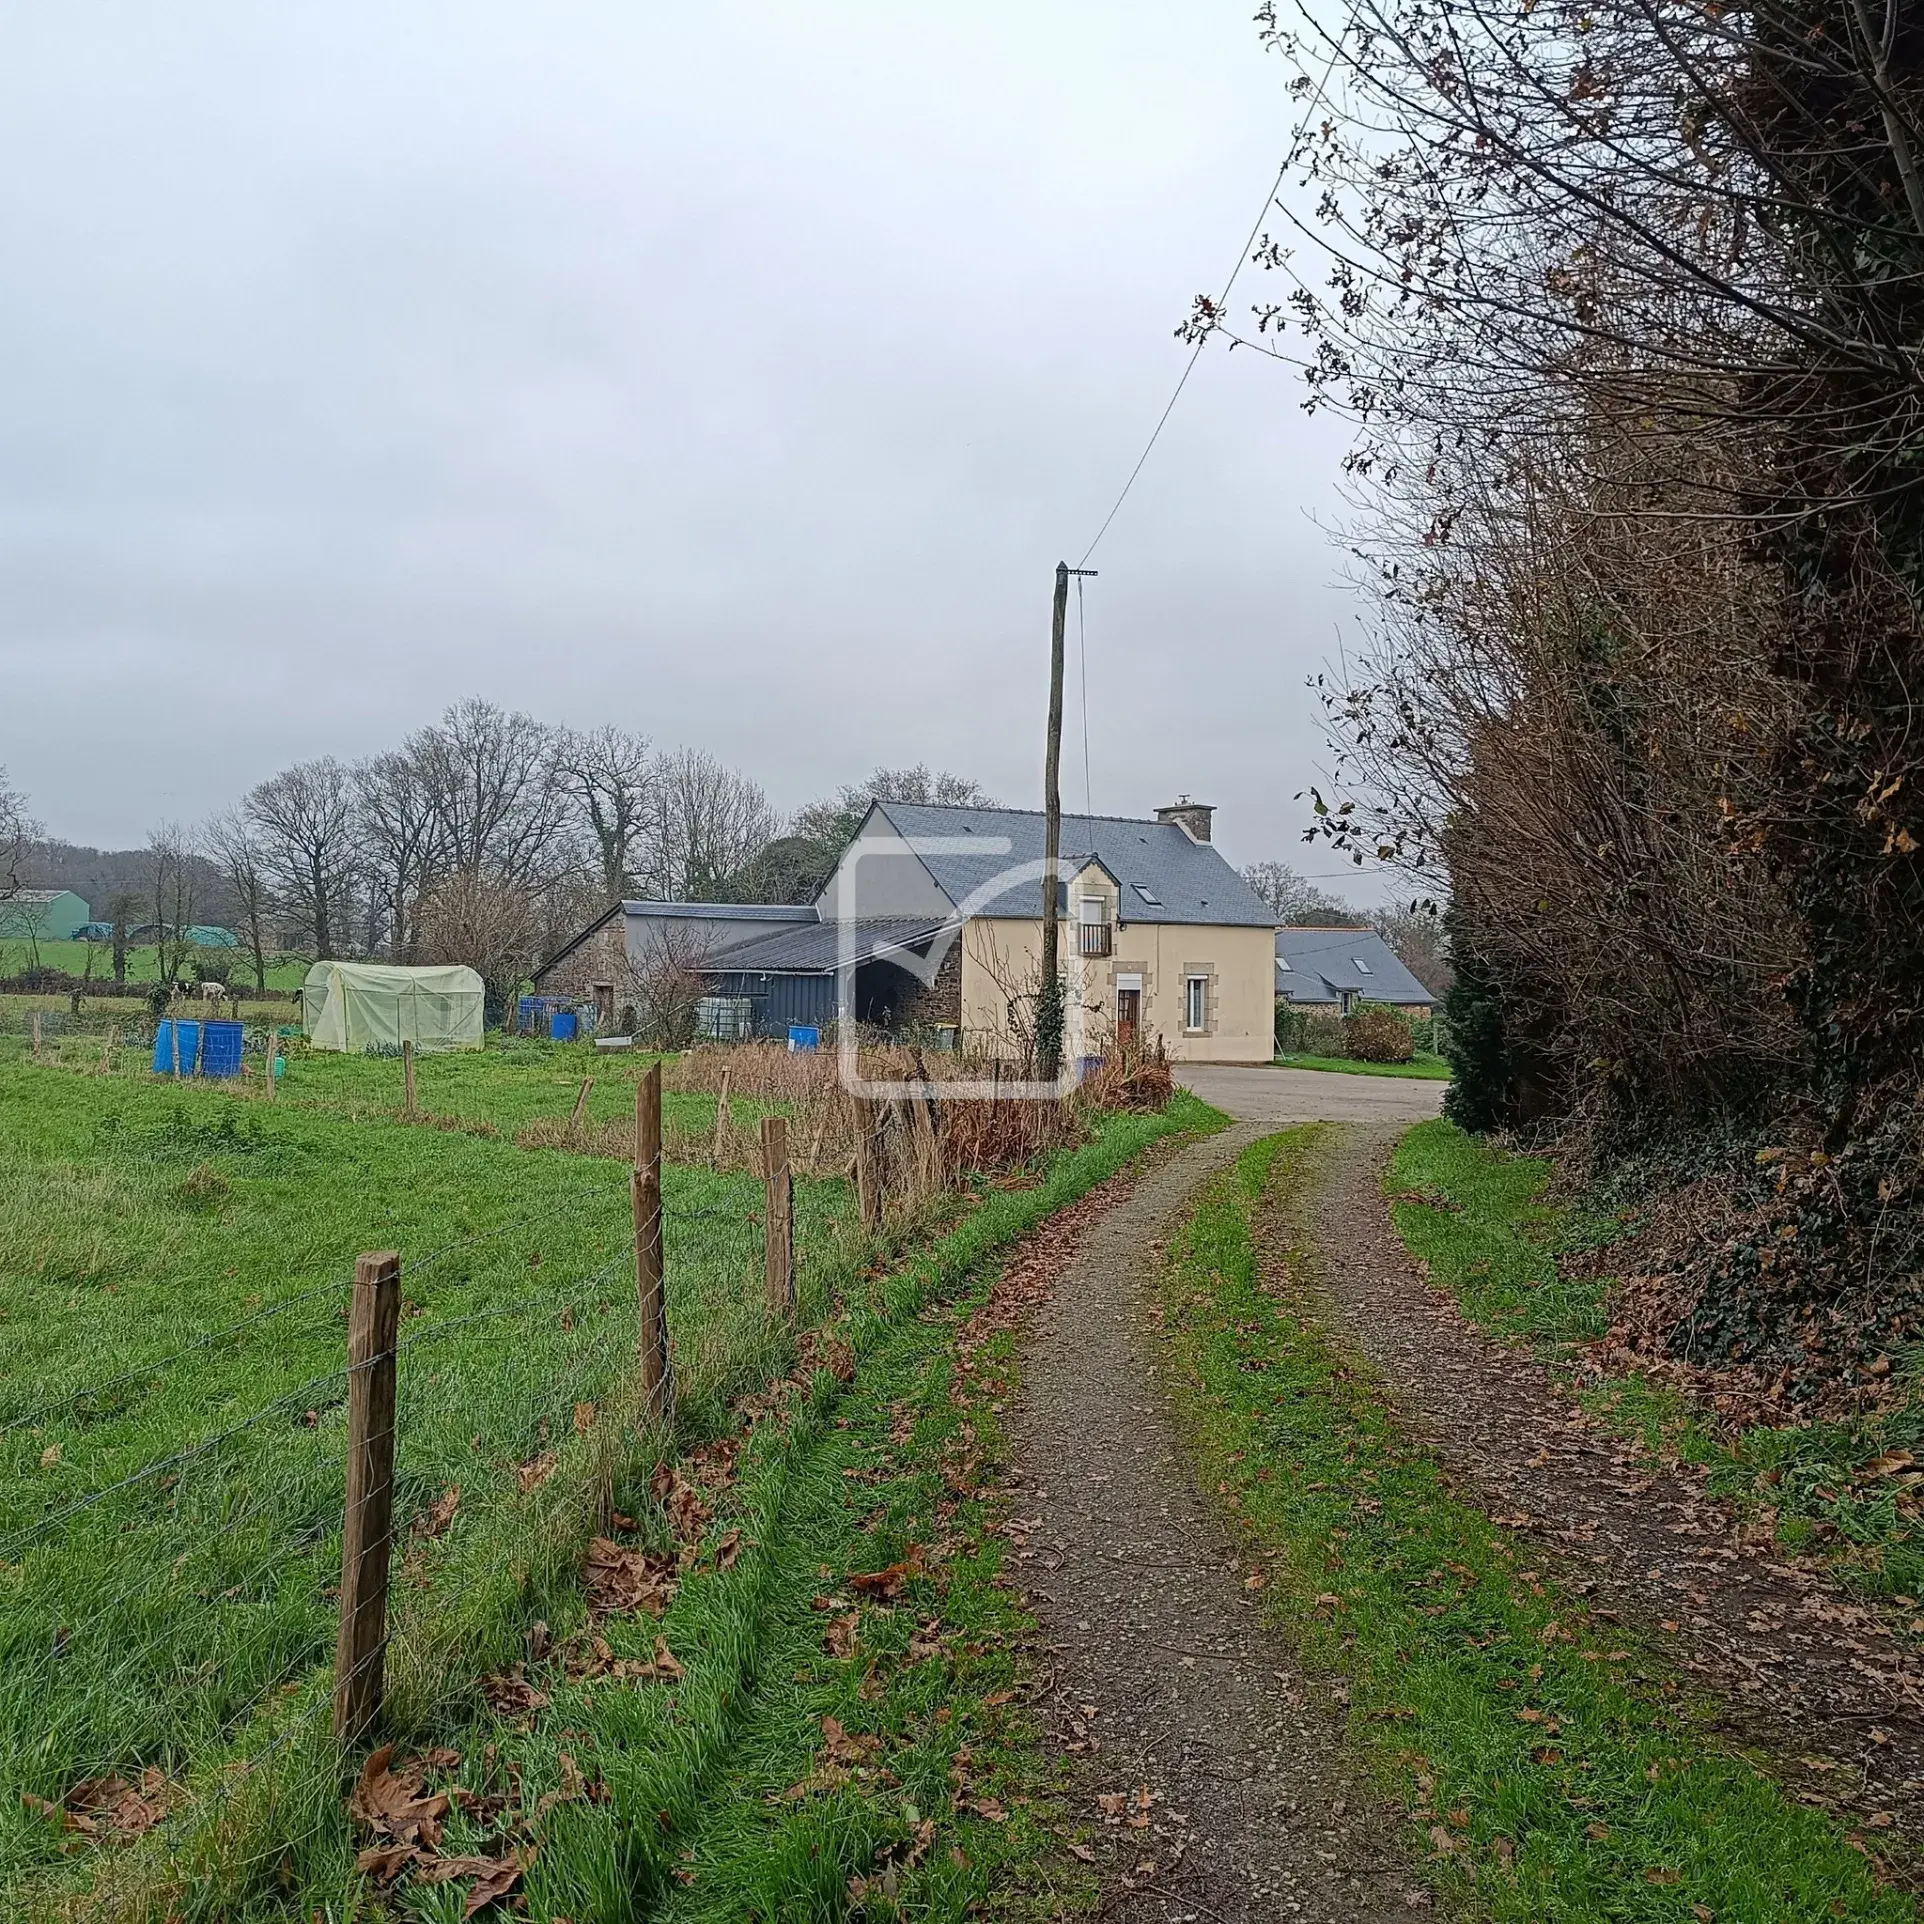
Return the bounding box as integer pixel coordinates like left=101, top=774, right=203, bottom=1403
left=788, top=1024, right=821, bottom=1052
left=550, top=1009, right=578, bottom=1042
left=153, top=1019, right=203, bottom=1075
left=201, top=1020, right=245, bottom=1078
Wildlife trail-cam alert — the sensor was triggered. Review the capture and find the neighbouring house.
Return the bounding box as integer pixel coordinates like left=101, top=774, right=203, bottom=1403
left=1275, top=926, right=1436, bottom=1016
left=0, top=889, right=90, bottom=944
left=535, top=798, right=1280, bottom=1063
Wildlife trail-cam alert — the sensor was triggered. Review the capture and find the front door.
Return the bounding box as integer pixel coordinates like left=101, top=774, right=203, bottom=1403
left=1116, top=987, right=1141, bottom=1051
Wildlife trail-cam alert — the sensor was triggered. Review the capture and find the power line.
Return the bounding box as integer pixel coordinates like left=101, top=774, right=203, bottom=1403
left=1074, top=38, right=1348, bottom=571
left=1075, top=155, right=1289, bottom=570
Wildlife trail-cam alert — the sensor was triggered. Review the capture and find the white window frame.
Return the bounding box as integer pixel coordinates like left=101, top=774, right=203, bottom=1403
left=1184, top=974, right=1208, bottom=1033
left=1077, top=894, right=1106, bottom=925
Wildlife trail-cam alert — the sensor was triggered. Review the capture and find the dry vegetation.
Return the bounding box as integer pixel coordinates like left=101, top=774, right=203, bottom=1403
left=1238, top=0, right=1924, bottom=1399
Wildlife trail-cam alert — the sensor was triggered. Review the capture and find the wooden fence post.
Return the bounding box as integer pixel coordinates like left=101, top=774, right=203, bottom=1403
left=569, top=1076, right=594, bottom=1131
left=334, top=1251, right=401, bottom=1743
left=761, top=1115, right=794, bottom=1317
left=262, top=1029, right=276, bottom=1101
left=909, top=1054, right=940, bottom=1196
left=711, top=1065, right=732, bottom=1166
left=401, top=1038, right=417, bottom=1118
left=855, top=1097, right=884, bottom=1232
left=30, top=1012, right=42, bottom=1061
left=98, top=1026, right=117, bottom=1076
left=634, top=1063, right=671, bottom=1421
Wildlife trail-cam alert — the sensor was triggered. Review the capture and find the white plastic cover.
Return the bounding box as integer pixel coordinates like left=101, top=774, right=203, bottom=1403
left=301, top=961, right=486, bottom=1053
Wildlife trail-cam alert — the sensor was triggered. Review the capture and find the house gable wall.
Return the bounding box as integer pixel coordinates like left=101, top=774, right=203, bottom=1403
left=815, top=805, right=957, bottom=921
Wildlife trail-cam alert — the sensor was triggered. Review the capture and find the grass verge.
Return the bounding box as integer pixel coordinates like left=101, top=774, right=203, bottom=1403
left=1390, top=1121, right=1924, bottom=1610
left=1155, top=1128, right=1913, bottom=1921
left=1273, top=1052, right=1452, bottom=1081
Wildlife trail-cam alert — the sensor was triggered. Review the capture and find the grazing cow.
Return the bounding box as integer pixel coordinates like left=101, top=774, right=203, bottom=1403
left=199, top=981, right=229, bottom=1011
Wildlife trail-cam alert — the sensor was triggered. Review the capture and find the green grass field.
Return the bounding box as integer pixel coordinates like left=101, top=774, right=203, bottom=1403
left=0, top=1039, right=1208, bottom=1918
left=1272, top=1051, right=1453, bottom=1080
left=1156, top=1130, right=1914, bottom=1920
left=0, top=939, right=309, bottom=992
left=1390, top=1120, right=1924, bottom=1606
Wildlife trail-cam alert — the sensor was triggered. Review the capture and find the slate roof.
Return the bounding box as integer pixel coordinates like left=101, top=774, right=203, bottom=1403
left=622, top=901, right=817, bottom=924
left=710, top=918, right=957, bottom=974
left=1275, top=927, right=1435, bottom=1004
left=871, top=802, right=1277, bottom=927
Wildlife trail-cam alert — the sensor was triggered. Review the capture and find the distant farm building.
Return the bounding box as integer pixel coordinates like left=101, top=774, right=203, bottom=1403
left=0, top=889, right=90, bottom=942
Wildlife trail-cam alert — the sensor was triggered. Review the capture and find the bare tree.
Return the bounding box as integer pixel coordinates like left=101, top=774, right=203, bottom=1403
left=202, top=808, right=276, bottom=993
left=620, top=922, right=715, bottom=1049
left=1372, top=904, right=1451, bottom=1002
left=640, top=747, right=778, bottom=900
left=147, top=822, right=199, bottom=987
left=0, top=766, right=37, bottom=908
left=246, top=757, right=358, bottom=959
left=413, top=870, right=546, bottom=1029
left=355, top=745, right=445, bottom=962
left=555, top=724, right=653, bottom=901
left=1241, top=861, right=1365, bottom=927
left=414, top=698, right=575, bottom=893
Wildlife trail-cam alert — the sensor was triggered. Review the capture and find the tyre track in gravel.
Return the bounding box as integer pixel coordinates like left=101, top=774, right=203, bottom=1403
left=1005, top=1121, right=1421, bottom=1923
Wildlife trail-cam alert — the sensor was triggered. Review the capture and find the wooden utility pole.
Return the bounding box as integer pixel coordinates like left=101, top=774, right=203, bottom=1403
left=1038, top=561, right=1096, bottom=1084
left=633, top=1063, right=671, bottom=1421
left=334, top=1251, right=401, bottom=1742
left=761, top=1115, right=794, bottom=1317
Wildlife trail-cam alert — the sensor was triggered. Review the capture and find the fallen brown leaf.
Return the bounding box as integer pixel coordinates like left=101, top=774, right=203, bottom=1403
left=849, top=1545, right=927, bottom=1600
left=516, top=1450, right=559, bottom=1494
left=349, top=1746, right=449, bottom=1850
left=480, top=1666, right=549, bottom=1718
left=651, top=1461, right=710, bottom=1540
left=411, top=1486, right=461, bottom=1541
left=583, top=1536, right=677, bottom=1617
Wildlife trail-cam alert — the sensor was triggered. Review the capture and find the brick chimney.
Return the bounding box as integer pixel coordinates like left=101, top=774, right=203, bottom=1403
left=1156, top=797, right=1214, bottom=844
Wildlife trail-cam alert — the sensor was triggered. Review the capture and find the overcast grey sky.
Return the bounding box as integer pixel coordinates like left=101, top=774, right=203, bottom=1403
left=0, top=2, right=1387, bottom=903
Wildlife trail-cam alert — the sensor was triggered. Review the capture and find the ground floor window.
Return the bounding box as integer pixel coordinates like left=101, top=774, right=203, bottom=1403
left=1184, top=974, right=1208, bottom=1033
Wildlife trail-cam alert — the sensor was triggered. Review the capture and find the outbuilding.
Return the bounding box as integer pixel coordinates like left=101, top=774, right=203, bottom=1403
left=0, top=889, right=90, bottom=943
left=301, top=961, right=486, bottom=1053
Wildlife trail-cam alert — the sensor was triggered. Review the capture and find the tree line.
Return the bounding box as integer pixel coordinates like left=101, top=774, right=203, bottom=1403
left=1, top=710, right=1009, bottom=1015
left=1234, top=0, right=1924, bottom=1362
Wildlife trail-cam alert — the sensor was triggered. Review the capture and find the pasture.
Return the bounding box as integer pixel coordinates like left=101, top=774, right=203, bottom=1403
left=0, top=1033, right=1199, bottom=1918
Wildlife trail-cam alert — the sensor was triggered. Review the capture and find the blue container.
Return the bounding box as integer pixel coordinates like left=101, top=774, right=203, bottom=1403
left=201, top=1020, right=245, bottom=1078
left=152, top=1019, right=203, bottom=1075
left=550, top=1009, right=578, bottom=1042
left=787, top=1024, right=820, bottom=1052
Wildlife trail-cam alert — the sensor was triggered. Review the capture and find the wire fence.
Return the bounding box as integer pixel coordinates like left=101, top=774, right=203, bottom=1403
left=0, top=1029, right=875, bottom=1920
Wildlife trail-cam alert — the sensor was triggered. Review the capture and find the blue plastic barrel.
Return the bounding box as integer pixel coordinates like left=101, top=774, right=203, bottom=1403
left=201, top=1020, right=245, bottom=1078
left=550, top=1009, right=578, bottom=1042
left=153, top=1019, right=203, bottom=1075
left=787, top=1025, right=820, bottom=1052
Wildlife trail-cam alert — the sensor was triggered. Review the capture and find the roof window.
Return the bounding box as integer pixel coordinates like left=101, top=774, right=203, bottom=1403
left=1133, top=884, right=1161, bottom=905
left=1354, top=958, right=1373, bottom=973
